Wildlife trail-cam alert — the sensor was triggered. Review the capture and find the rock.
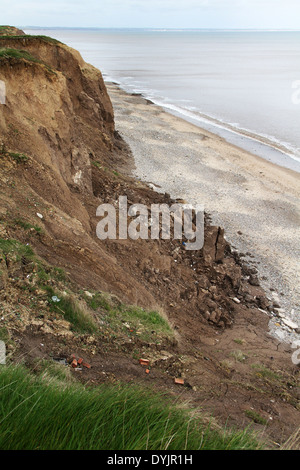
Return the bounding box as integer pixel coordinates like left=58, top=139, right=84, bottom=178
left=272, top=302, right=281, bottom=309
left=203, top=311, right=210, bottom=320
left=273, top=308, right=286, bottom=317
left=256, top=295, right=270, bottom=310
left=274, top=329, right=285, bottom=340
left=202, top=226, right=226, bottom=265
left=244, top=293, right=255, bottom=303
left=232, top=297, right=241, bottom=304
left=282, top=318, right=298, bottom=330
left=84, top=291, right=94, bottom=298
left=210, top=310, right=221, bottom=324
left=258, top=308, right=268, bottom=315
left=249, top=274, right=260, bottom=286
left=198, top=275, right=211, bottom=290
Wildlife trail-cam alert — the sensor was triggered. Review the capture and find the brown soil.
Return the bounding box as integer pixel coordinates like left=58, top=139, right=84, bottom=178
left=0, top=31, right=299, bottom=449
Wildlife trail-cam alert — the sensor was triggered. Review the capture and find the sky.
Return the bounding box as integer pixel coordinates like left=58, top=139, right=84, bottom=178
left=1, top=0, right=300, bottom=29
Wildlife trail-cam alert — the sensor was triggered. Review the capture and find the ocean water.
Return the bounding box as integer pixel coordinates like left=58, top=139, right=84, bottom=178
left=25, top=28, right=300, bottom=172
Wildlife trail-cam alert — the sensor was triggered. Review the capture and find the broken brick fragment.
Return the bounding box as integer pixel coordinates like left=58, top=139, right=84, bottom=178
left=139, top=358, right=150, bottom=366
left=174, top=378, right=184, bottom=385
left=77, top=358, right=83, bottom=365
left=145, top=369, right=150, bottom=374
left=82, top=362, right=91, bottom=369
left=71, top=359, right=78, bottom=368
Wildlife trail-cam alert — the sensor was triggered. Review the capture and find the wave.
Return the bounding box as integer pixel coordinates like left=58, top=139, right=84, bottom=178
left=105, top=77, right=300, bottom=171
left=156, top=101, right=300, bottom=163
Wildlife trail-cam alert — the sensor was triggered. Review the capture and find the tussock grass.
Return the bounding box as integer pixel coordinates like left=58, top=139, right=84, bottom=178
left=0, top=47, right=56, bottom=74
left=85, top=291, right=174, bottom=342
left=0, top=364, right=261, bottom=450
left=0, top=237, right=34, bottom=260
left=45, top=286, right=98, bottom=334
left=0, top=47, right=40, bottom=62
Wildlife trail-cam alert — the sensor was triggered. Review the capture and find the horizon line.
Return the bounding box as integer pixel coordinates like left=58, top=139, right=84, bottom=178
left=21, top=26, right=300, bottom=32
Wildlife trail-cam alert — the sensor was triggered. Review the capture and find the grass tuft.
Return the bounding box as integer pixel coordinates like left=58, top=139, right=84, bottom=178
left=0, top=47, right=56, bottom=74
left=45, top=286, right=98, bottom=334
left=85, top=291, right=174, bottom=342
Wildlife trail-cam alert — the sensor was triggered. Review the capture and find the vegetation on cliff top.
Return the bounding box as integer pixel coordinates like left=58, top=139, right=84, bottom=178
left=0, top=25, right=25, bottom=36
left=0, top=47, right=56, bottom=74
left=0, top=34, right=62, bottom=45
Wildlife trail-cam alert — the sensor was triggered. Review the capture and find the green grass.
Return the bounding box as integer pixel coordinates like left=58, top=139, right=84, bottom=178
left=245, top=410, right=268, bottom=426
left=0, top=47, right=40, bottom=61
left=0, top=145, right=29, bottom=163
left=0, top=238, right=34, bottom=260
left=13, top=218, right=42, bottom=233
left=0, top=34, right=62, bottom=45
left=251, top=364, right=282, bottom=381
left=0, top=364, right=261, bottom=450
left=7, top=152, right=28, bottom=163
left=85, top=292, right=174, bottom=342
left=44, top=286, right=98, bottom=334
left=0, top=47, right=56, bottom=74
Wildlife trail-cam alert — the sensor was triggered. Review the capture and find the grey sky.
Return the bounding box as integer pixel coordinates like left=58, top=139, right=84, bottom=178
left=1, top=0, right=300, bottom=29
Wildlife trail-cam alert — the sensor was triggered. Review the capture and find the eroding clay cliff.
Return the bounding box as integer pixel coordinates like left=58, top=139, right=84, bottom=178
left=0, top=32, right=299, bottom=445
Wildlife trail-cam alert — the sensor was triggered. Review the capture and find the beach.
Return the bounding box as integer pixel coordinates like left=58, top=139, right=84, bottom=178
left=107, top=82, right=300, bottom=344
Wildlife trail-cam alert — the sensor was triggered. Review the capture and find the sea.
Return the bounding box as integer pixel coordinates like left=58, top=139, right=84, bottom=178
left=25, top=28, right=300, bottom=172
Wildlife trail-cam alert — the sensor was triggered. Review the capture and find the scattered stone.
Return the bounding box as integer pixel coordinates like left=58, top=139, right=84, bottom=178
left=84, top=291, right=94, bottom=298
left=272, top=301, right=281, bottom=309
left=274, top=329, right=285, bottom=340
left=244, top=293, right=255, bottom=303
left=36, top=213, right=43, bottom=219
left=232, top=297, right=241, bottom=304
left=273, top=308, right=286, bottom=317
left=258, top=308, right=268, bottom=315
left=249, top=274, right=260, bottom=286
left=281, top=318, right=298, bottom=330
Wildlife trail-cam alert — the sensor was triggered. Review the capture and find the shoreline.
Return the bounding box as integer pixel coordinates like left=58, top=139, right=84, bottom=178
left=106, top=81, right=300, bottom=345
left=107, top=81, right=300, bottom=175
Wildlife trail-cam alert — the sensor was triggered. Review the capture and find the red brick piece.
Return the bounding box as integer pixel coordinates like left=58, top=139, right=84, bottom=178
left=174, top=378, right=184, bottom=385
left=82, top=362, right=91, bottom=369
left=77, top=358, right=83, bottom=365
left=71, top=359, right=78, bottom=368
left=139, top=358, right=150, bottom=366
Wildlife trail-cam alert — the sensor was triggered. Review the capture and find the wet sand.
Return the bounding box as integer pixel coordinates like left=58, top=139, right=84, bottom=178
left=107, top=82, right=300, bottom=344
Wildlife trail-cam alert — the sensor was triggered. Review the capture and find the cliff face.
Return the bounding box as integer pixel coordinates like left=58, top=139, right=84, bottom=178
left=0, top=33, right=162, bottom=306
left=0, top=32, right=274, bottom=319
left=0, top=35, right=114, bottom=197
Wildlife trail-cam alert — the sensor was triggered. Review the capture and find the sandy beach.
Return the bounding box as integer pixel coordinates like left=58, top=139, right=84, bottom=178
left=107, top=82, right=300, bottom=345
